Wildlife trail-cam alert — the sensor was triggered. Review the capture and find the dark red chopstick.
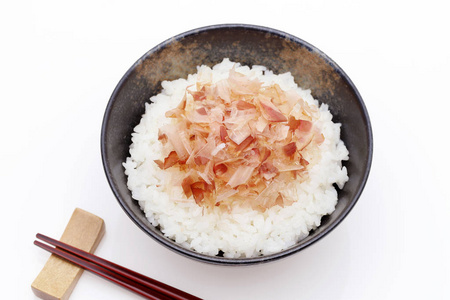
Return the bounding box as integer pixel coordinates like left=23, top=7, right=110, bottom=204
left=34, top=233, right=202, bottom=300
left=34, top=240, right=171, bottom=300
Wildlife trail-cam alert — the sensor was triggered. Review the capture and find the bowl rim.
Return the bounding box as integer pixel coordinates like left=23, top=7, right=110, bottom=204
left=101, top=23, right=373, bottom=265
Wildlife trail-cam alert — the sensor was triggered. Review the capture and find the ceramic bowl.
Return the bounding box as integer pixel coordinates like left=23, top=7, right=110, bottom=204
left=101, top=24, right=373, bottom=265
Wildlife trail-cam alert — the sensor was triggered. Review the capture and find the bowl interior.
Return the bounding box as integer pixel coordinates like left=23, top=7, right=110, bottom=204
left=101, top=24, right=372, bottom=265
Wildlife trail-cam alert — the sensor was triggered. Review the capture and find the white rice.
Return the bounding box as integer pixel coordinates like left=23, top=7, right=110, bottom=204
left=123, top=59, right=349, bottom=258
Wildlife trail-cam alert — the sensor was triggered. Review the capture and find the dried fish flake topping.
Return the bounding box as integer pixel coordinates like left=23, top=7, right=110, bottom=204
left=155, top=66, right=324, bottom=212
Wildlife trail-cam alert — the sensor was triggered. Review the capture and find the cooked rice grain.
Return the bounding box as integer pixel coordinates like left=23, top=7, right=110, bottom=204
left=123, top=59, right=349, bottom=258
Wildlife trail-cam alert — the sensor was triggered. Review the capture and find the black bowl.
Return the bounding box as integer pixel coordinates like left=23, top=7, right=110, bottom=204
left=101, top=24, right=373, bottom=265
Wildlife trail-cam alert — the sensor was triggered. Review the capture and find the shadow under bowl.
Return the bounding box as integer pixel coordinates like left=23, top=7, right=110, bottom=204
left=101, top=24, right=373, bottom=265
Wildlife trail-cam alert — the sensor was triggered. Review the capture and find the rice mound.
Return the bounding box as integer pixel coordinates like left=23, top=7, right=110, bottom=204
left=123, top=59, right=349, bottom=258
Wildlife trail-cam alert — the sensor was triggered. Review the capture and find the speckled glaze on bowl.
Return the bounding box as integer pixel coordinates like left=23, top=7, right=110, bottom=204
left=101, top=24, right=373, bottom=265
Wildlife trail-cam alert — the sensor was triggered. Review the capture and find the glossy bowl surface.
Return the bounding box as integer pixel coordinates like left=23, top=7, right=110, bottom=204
left=101, top=24, right=373, bottom=265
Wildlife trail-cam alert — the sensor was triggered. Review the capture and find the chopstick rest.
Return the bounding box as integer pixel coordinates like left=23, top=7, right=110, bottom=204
left=31, top=208, right=105, bottom=300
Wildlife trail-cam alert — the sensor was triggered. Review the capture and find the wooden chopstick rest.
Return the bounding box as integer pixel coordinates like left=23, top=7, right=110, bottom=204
left=32, top=208, right=105, bottom=300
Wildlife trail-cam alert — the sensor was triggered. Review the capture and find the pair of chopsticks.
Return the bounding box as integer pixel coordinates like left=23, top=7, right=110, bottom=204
left=34, top=234, right=202, bottom=300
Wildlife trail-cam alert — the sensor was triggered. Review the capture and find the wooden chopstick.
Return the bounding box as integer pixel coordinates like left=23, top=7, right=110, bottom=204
left=34, top=233, right=202, bottom=300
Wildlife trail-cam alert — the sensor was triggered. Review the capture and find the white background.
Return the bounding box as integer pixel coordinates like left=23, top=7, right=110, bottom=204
left=2, top=0, right=449, bottom=299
